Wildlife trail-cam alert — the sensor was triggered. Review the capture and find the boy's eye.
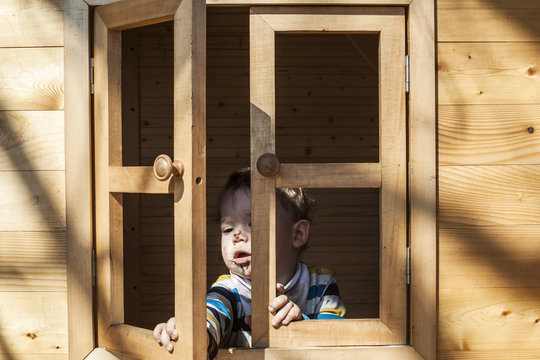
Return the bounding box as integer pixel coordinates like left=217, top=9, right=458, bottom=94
left=222, top=227, right=233, bottom=233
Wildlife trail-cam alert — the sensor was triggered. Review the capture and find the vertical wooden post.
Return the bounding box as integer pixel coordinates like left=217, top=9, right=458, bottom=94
left=409, top=0, right=436, bottom=358
left=174, top=0, right=207, bottom=358
left=250, top=9, right=276, bottom=347
left=65, top=0, right=94, bottom=358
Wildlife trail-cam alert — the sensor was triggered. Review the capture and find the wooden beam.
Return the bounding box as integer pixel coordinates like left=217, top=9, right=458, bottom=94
left=276, top=163, right=381, bottom=188
left=108, top=166, right=172, bottom=194
left=408, top=0, right=436, bottom=358
left=208, top=0, right=413, bottom=5
left=218, top=345, right=425, bottom=359
left=65, top=1, right=94, bottom=359
left=95, top=0, right=182, bottom=31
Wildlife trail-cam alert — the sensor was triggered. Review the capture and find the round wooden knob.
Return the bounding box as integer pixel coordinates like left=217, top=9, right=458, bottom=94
left=256, top=153, right=280, bottom=177
left=153, top=154, right=184, bottom=181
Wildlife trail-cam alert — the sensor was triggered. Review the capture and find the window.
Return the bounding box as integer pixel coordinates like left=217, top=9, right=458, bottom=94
left=86, top=1, right=435, bottom=359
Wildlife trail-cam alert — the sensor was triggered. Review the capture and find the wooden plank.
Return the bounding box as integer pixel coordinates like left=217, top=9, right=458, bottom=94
left=376, top=5, right=407, bottom=345
left=65, top=1, right=94, bottom=359
left=277, top=163, right=380, bottom=188
left=100, top=324, right=175, bottom=360
left=94, top=9, right=115, bottom=346
left=438, top=349, right=540, bottom=360
left=254, top=6, right=404, bottom=32
left=85, top=348, right=120, bottom=360
left=250, top=9, right=276, bottom=348
left=439, top=166, right=540, bottom=226
left=439, top=287, right=540, bottom=351
left=0, top=231, right=66, bottom=291
left=172, top=1, right=207, bottom=359
left=0, top=292, right=67, bottom=356
left=270, top=319, right=398, bottom=346
left=0, top=0, right=64, bottom=47
left=0, top=111, right=64, bottom=171
left=438, top=42, right=540, bottom=105
left=408, top=0, right=436, bottom=358
left=438, top=0, right=540, bottom=42
left=439, top=105, right=540, bottom=165
left=0, top=171, right=65, bottom=231
left=0, top=48, right=63, bottom=110
left=209, top=0, right=412, bottom=5
left=109, top=166, right=172, bottom=194
left=96, top=0, right=182, bottom=31
left=439, top=225, right=540, bottom=289
left=217, top=345, right=424, bottom=360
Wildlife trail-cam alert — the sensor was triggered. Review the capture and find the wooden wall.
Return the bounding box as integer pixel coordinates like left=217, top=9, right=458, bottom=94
left=0, top=0, right=67, bottom=359
left=437, top=0, right=540, bottom=359
left=0, top=1, right=537, bottom=360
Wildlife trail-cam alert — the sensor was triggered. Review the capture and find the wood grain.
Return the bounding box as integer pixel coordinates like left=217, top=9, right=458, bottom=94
left=250, top=9, right=276, bottom=347
left=0, top=232, right=66, bottom=291
left=0, top=292, right=67, bottom=357
left=439, top=165, right=540, bottom=226
left=438, top=349, right=540, bottom=360
left=108, top=166, right=172, bottom=194
left=0, top=111, right=64, bottom=170
left=65, top=1, right=94, bottom=359
left=0, top=48, right=64, bottom=111
left=438, top=42, right=540, bottom=105
left=439, top=287, right=540, bottom=351
left=0, top=171, right=65, bottom=231
left=408, top=0, right=437, bottom=358
left=439, top=105, right=540, bottom=165
left=96, top=0, right=181, bottom=31
left=0, top=0, right=64, bottom=47
left=217, top=345, right=425, bottom=360
left=438, top=0, right=540, bottom=42
left=439, top=225, right=540, bottom=289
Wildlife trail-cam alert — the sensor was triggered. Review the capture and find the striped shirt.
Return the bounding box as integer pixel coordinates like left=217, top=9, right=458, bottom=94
left=206, top=262, right=346, bottom=357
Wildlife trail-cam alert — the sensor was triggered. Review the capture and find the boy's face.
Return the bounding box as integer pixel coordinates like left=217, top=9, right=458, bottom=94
left=220, top=189, right=305, bottom=282
left=220, top=189, right=253, bottom=278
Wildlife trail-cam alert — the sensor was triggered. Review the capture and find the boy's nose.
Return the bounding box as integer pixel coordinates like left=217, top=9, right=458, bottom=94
left=233, top=229, right=247, bottom=242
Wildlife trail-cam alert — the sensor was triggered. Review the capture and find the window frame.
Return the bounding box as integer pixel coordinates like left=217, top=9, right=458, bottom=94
left=65, top=0, right=435, bottom=359
left=249, top=5, right=407, bottom=347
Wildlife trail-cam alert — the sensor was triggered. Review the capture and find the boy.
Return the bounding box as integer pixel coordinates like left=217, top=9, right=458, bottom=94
left=154, top=168, right=345, bottom=358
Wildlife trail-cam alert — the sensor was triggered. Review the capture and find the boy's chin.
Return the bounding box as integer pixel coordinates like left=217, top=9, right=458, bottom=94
left=230, top=263, right=252, bottom=279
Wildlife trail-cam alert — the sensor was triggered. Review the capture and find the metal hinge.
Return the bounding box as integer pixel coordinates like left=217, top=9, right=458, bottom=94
left=405, top=55, right=410, bottom=93
left=92, top=249, right=96, bottom=286
left=90, top=57, right=95, bottom=95
left=406, top=246, right=411, bottom=285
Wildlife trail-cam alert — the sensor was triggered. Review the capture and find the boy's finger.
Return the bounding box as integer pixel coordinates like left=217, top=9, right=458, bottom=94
left=166, top=317, right=177, bottom=340
left=276, top=283, right=285, bottom=295
left=160, top=331, right=174, bottom=352
left=268, top=295, right=289, bottom=314
left=153, top=323, right=165, bottom=343
left=271, top=301, right=294, bottom=328
left=281, top=305, right=302, bottom=325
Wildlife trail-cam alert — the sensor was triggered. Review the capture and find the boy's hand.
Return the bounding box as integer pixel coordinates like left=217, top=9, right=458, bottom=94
left=153, top=317, right=177, bottom=353
left=268, top=283, right=303, bottom=328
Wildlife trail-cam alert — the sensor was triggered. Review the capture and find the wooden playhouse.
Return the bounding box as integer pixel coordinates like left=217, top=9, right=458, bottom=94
left=0, top=0, right=539, bottom=359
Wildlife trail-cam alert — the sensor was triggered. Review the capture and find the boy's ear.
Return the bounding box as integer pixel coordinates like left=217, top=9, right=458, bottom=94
left=291, top=219, right=310, bottom=249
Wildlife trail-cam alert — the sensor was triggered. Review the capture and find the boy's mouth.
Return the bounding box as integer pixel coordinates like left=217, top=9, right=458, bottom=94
left=233, top=251, right=251, bottom=265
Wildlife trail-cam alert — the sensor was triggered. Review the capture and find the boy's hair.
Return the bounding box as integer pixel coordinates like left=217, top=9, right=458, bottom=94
left=217, top=167, right=314, bottom=223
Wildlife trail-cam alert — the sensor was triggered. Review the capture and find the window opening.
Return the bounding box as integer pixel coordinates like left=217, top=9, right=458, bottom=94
left=275, top=33, right=379, bottom=164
